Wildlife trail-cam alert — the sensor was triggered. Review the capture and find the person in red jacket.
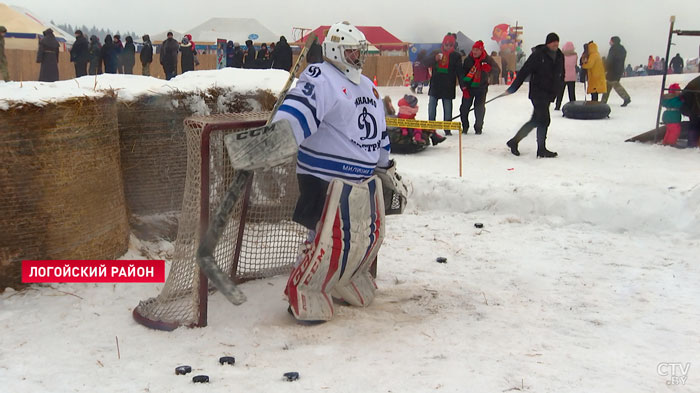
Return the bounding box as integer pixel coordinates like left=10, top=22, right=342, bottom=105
left=410, top=50, right=430, bottom=94
left=397, top=94, right=426, bottom=144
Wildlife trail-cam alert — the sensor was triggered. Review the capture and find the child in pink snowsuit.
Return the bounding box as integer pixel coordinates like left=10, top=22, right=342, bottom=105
left=662, top=83, right=683, bottom=145
left=398, top=94, right=425, bottom=144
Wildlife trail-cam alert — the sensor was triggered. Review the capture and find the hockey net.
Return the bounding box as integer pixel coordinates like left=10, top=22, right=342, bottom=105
left=133, top=112, right=306, bottom=330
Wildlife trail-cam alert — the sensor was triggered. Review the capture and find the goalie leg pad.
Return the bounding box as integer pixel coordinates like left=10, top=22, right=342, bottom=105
left=331, top=176, right=385, bottom=307
left=285, top=177, right=385, bottom=320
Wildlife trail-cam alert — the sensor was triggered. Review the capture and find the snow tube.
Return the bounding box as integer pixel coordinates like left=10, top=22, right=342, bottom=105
left=562, top=101, right=611, bottom=120
left=388, top=127, right=428, bottom=154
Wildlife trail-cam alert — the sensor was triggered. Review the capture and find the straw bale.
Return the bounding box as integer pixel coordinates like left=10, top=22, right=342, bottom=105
left=0, top=96, right=129, bottom=290
left=118, top=88, right=277, bottom=241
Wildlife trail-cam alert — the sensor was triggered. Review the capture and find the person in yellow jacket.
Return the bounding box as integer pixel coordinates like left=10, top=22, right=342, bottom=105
left=581, top=41, right=607, bottom=101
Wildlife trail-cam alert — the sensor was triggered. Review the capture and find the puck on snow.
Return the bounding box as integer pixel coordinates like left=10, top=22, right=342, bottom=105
left=219, top=356, right=235, bottom=365
left=436, top=257, right=447, bottom=263
left=474, top=223, right=484, bottom=228
left=175, top=365, right=192, bottom=375
left=283, top=372, right=300, bottom=381
left=192, top=375, right=209, bottom=383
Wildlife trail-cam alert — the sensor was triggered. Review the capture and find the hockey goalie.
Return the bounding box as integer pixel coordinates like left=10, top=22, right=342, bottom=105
left=270, top=21, right=407, bottom=321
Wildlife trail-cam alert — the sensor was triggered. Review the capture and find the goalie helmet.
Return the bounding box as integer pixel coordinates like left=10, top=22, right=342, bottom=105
left=322, top=21, right=368, bottom=85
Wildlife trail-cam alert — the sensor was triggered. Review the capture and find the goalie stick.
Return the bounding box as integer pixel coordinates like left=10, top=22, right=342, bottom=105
left=195, top=34, right=317, bottom=306
left=449, top=91, right=508, bottom=121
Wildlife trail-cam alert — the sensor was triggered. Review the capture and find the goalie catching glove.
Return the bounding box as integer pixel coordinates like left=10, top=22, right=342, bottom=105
left=375, top=159, right=408, bottom=215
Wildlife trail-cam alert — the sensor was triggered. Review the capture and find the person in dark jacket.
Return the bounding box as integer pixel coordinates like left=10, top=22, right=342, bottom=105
left=37, top=28, right=60, bottom=82
left=179, top=36, right=195, bottom=73
left=243, top=39, right=256, bottom=69
left=0, top=26, right=8, bottom=81
left=122, top=36, right=136, bottom=74
left=140, top=34, right=153, bottom=76
left=424, top=33, right=462, bottom=140
left=101, top=35, right=117, bottom=74
left=505, top=32, right=564, bottom=158
left=256, top=43, right=270, bottom=68
left=70, top=30, right=89, bottom=77
left=670, top=53, right=684, bottom=74
left=232, top=42, right=244, bottom=68
left=225, top=40, right=235, bottom=67
left=602, top=36, right=631, bottom=106
left=160, top=32, right=179, bottom=80
left=306, top=36, right=323, bottom=64
left=88, top=35, right=102, bottom=75
left=113, top=34, right=124, bottom=73
left=682, top=75, right=700, bottom=148
left=459, top=40, right=500, bottom=134
left=271, top=36, right=292, bottom=71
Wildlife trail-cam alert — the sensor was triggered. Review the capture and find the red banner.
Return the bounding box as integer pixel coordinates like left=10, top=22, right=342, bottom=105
left=22, top=260, right=165, bottom=283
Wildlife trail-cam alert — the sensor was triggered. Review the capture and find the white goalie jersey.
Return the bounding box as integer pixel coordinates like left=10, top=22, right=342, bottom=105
left=272, top=61, right=391, bottom=183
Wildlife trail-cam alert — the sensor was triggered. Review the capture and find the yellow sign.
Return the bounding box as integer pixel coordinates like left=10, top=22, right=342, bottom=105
left=385, top=118, right=462, bottom=131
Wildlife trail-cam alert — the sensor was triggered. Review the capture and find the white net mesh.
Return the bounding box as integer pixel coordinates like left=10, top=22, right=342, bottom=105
left=133, top=113, right=306, bottom=329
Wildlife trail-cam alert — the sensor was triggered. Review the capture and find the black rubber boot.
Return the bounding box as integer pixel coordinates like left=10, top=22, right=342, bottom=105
left=431, top=133, right=446, bottom=146
left=536, top=127, right=557, bottom=158
left=506, top=139, right=520, bottom=156
left=536, top=148, right=558, bottom=158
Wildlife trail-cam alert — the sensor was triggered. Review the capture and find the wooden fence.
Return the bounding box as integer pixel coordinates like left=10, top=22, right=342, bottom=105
left=5, top=49, right=410, bottom=86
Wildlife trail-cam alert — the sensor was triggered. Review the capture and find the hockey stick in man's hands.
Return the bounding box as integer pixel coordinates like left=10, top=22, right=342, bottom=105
left=196, top=35, right=317, bottom=306
left=449, top=91, right=509, bottom=121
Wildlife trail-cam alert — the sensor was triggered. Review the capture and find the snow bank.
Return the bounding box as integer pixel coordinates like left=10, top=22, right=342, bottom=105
left=0, top=68, right=290, bottom=110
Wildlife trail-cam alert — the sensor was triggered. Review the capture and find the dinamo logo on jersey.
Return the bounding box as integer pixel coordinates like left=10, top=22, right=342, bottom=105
left=358, top=107, right=378, bottom=140
left=307, top=66, right=321, bottom=78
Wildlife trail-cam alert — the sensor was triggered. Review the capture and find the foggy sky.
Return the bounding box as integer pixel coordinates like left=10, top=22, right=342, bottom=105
left=15, top=0, right=700, bottom=66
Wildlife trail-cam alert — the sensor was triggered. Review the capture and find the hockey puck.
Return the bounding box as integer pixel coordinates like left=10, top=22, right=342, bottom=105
left=474, top=223, right=484, bottom=229
left=175, top=365, right=192, bottom=375
left=192, top=375, right=209, bottom=383
left=219, top=356, right=235, bottom=365
left=436, top=257, right=447, bottom=263
left=283, top=372, right=300, bottom=381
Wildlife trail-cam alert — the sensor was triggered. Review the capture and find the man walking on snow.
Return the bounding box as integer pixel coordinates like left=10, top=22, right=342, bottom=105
left=602, top=36, right=632, bottom=107
left=505, top=32, right=564, bottom=158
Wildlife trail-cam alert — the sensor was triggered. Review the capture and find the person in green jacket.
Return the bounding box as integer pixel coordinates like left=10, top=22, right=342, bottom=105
left=661, top=83, right=683, bottom=145
left=0, top=26, right=9, bottom=81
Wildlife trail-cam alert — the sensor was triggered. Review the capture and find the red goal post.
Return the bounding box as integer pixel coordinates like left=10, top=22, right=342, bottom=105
left=132, top=112, right=306, bottom=330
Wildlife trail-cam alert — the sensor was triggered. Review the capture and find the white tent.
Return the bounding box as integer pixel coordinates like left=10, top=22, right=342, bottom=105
left=0, top=3, right=75, bottom=50
left=150, top=30, right=185, bottom=44
left=185, top=17, right=279, bottom=45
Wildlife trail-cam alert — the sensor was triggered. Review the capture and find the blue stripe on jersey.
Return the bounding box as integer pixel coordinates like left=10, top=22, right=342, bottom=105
left=285, top=95, right=320, bottom=127
left=381, top=131, right=388, bottom=139
left=382, top=145, right=391, bottom=151
left=298, top=150, right=375, bottom=178
left=279, top=105, right=312, bottom=138
left=296, top=162, right=368, bottom=181
left=338, top=184, right=353, bottom=278
left=299, top=145, right=376, bottom=167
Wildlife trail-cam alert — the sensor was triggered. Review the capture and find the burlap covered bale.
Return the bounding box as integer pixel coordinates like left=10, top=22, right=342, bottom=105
left=118, top=88, right=277, bottom=241
left=0, top=96, right=129, bottom=291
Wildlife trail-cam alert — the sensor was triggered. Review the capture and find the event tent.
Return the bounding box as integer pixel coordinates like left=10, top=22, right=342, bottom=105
left=150, top=30, right=185, bottom=44
left=300, top=25, right=407, bottom=54
left=184, top=17, right=279, bottom=45
left=0, top=3, right=74, bottom=50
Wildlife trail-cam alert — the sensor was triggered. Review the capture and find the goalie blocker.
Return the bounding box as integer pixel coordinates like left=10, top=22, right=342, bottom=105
left=285, top=175, right=385, bottom=321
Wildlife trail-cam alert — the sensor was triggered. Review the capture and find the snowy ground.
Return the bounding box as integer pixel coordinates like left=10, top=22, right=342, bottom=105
left=1, top=73, right=699, bottom=393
